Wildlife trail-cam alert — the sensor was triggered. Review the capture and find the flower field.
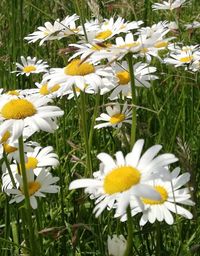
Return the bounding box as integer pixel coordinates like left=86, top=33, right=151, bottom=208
left=0, top=0, right=199, bottom=255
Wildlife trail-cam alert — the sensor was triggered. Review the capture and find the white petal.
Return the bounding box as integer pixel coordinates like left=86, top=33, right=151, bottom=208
left=125, top=139, right=144, bottom=167
left=69, top=179, right=102, bottom=190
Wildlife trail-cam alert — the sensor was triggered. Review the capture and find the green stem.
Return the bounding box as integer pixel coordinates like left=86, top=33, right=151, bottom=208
left=124, top=206, right=133, bottom=256
left=18, top=135, right=37, bottom=256
left=75, top=0, right=88, bottom=42
left=80, top=92, right=92, bottom=175
left=156, top=222, right=161, bottom=256
left=3, top=151, right=16, bottom=188
left=88, top=91, right=100, bottom=150
left=3, top=197, right=10, bottom=256
left=127, top=53, right=137, bottom=148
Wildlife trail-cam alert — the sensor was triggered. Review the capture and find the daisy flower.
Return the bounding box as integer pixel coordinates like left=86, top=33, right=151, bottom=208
left=164, top=45, right=200, bottom=67
left=136, top=21, right=170, bottom=38
left=185, top=21, right=200, bottom=30
left=24, top=14, right=79, bottom=45
left=107, top=235, right=127, bottom=256
left=2, top=145, right=59, bottom=190
left=0, top=133, right=37, bottom=163
left=94, top=102, right=132, bottom=129
left=69, top=139, right=178, bottom=217
left=43, top=59, right=116, bottom=94
left=85, top=17, right=143, bottom=43
left=34, top=81, right=62, bottom=98
left=12, top=56, right=49, bottom=76
left=120, top=167, right=194, bottom=225
left=68, top=42, right=114, bottom=63
left=109, top=61, right=158, bottom=100
left=0, top=94, right=64, bottom=142
left=111, top=33, right=142, bottom=60
left=152, top=0, right=187, bottom=11
left=25, top=145, right=59, bottom=175
left=6, top=169, right=60, bottom=209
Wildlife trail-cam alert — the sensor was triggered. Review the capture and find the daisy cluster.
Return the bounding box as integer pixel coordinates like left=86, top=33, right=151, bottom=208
left=0, top=89, right=63, bottom=208
left=70, top=139, right=194, bottom=225
left=2, top=5, right=195, bottom=225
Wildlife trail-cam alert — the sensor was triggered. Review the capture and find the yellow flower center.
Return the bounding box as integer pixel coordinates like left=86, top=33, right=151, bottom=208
left=39, top=84, right=60, bottom=95
left=142, top=186, right=168, bottom=205
left=75, top=87, right=81, bottom=93
left=25, top=157, right=38, bottom=170
left=7, top=90, right=20, bottom=96
left=91, top=43, right=112, bottom=51
left=116, top=71, right=130, bottom=85
left=64, top=59, right=95, bottom=76
left=0, top=131, right=11, bottom=144
left=154, top=41, right=168, bottom=49
left=95, top=29, right=112, bottom=40
left=1, top=99, right=37, bottom=120
left=140, top=47, right=149, bottom=53
left=21, top=181, right=41, bottom=196
left=110, top=113, right=125, bottom=125
left=3, top=143, right=18, bottom=154
left=118, top=42, right=140, bottom=49
left=179, top=56, right=193, bottom=63
left=23, top=65, right=36, bottom=73
left=104, top=166, right=141, bottom=194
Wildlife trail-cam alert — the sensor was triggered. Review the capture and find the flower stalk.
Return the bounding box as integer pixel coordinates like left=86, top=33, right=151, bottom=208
left=18, top=135, right=37, bottom=256
left=127, top=53, right=137, bottom=149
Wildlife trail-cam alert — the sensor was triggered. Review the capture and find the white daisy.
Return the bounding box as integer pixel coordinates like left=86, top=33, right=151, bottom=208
left=120, top=167, right=194, bottom=225
left=6, top=169, right=60, bottom=209
left=12, top=56, right=49, bottom=76
left=68, top=42, right=114, bottom=63
left=164, top=45, right=200, bottom=67
left=109, top=61, right=158, bottom=100
left=25, top=145, right=59, bottom=175
left=0, top=94, right=64, bottom=142
left=24, top=14, right=79, bottom=45
left=2, top=144, right=59, bottom=190
left=43, top=59, right=116, bottom=94
left=85, top=17, right=143, bottom=43
left=107, top=234, right=127, bottom=256
left=34, top=81, right=62, bottom=98
left=152, top=0, right=187, bottom=11
left=69, top=139, right=178, bottom=217
left=0, top=134, right=37, bottom=163
left=185, top=21, right=200, bottom=30
left=136, top=21, right=170, bottom=38
left=94, top=102, right=132, bottom=129
left=111, top=33, right=142, bottom=60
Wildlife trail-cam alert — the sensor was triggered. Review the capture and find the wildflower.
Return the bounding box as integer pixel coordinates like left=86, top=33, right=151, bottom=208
left=25, top=146, right=59, bottom=175
left=0, top=94, right=64, bottom=142
left=120, top=168, right=194, bottom=225
left=35, top=81, right=62, bottom=98
left=68, top=42, right=114, bottom=63
left=94, top=102, right=132, bottom=129
left=43, top=59, right=116, bottom=94
left=152, top=0, right=187, bottom=11
left=24, top=14, right=79, bottom=45
left=86, top=17, right=143, bottom=43
left=107, top=235, right=127, bottom=256
left=2, top=144, right=59, bottom=190
left=69, top=139, right=178, bottom=217
left=164, top=45, right=200, bottom=67
left=12, top=56, right=49, bottom=76
left=185, top=21, right=200, bottom=30
left=109, top=61, right=158, bottom=100
left=6, top=169, right=60, bottom=209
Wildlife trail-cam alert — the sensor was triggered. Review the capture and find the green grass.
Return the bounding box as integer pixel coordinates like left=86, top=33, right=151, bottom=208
left=0, top=0, right=200, bottom=255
